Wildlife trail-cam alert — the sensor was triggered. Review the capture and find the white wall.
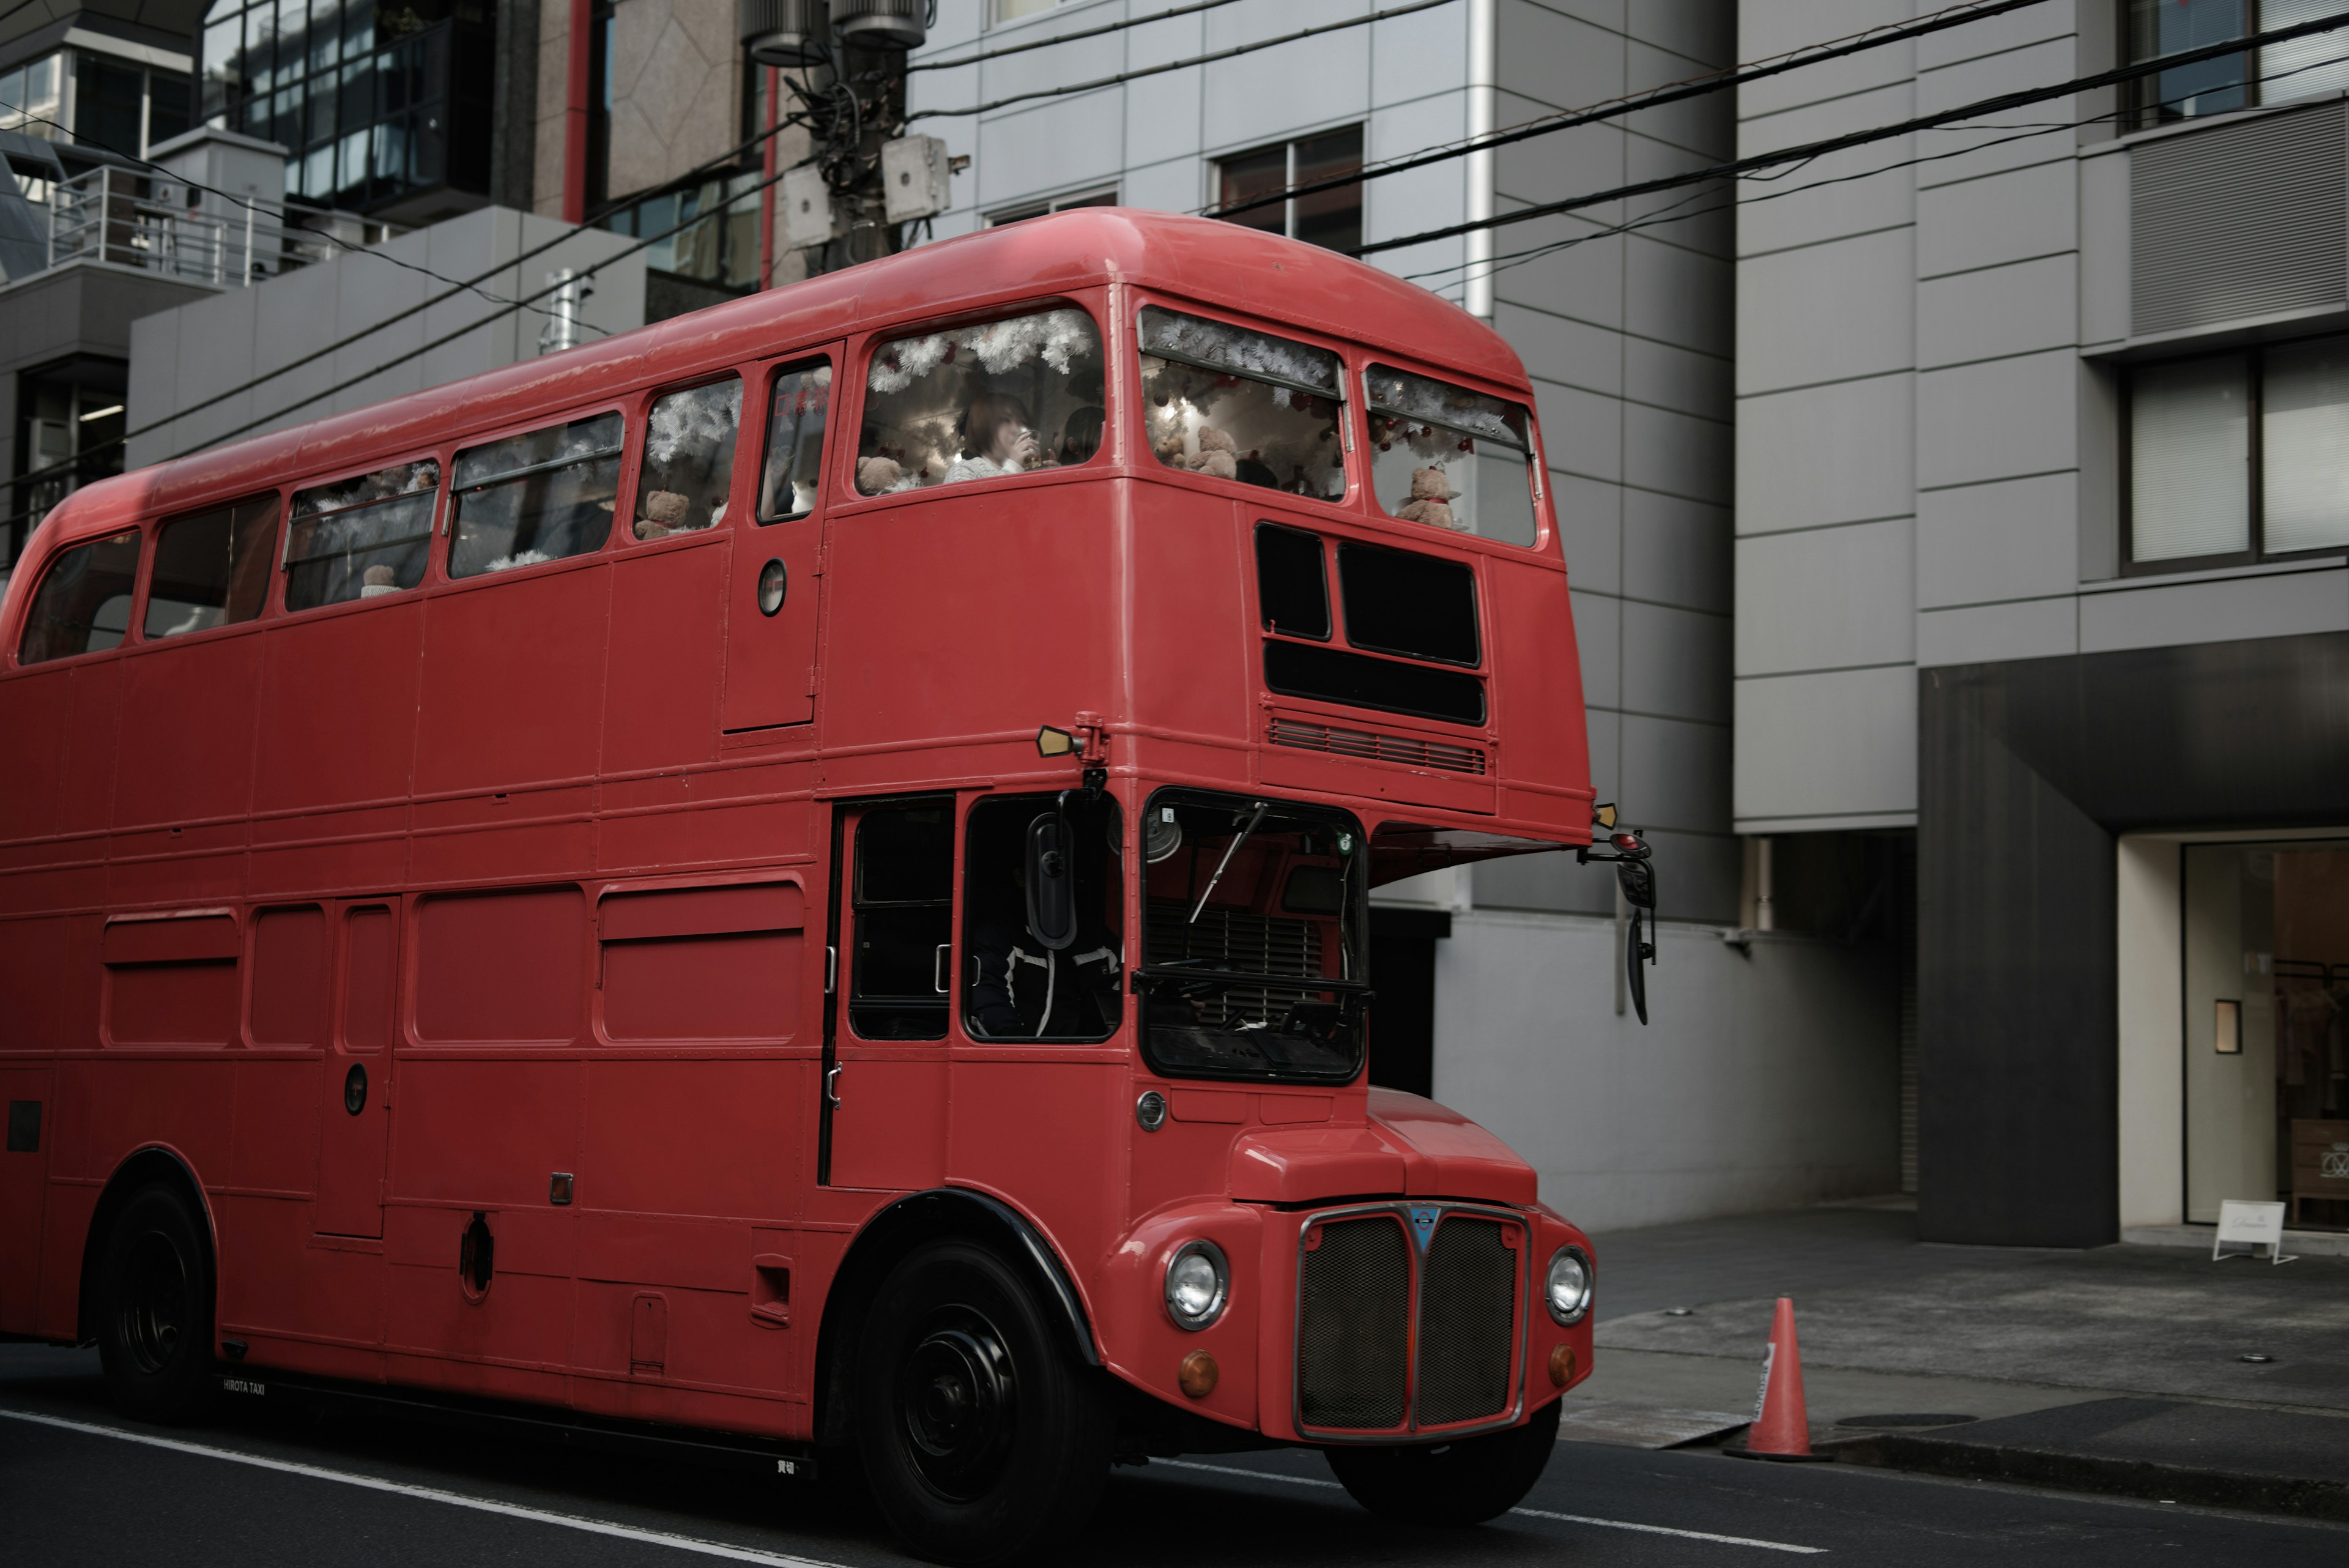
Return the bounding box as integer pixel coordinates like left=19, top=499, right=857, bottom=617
left=1434, top=908, right=1899, bottom=1228
left=2116, top=834, right=2184, bottom=1228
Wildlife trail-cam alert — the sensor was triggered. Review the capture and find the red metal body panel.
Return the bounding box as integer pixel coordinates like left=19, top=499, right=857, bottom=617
left=0, top=210, right=1595, bottom=1443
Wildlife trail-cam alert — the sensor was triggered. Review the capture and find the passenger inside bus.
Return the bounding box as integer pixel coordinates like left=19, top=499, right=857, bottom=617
left=1058, top=404, right=1105, bottom=466
left=963, top=794, right=1123, bottom=1041
left=857, top=307, right=1105, bottom=493
left=1138, top=306, right=1345, bottom=500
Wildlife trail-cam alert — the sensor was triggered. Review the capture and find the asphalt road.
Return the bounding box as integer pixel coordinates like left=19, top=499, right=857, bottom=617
left=5, top=1346, right=2345, bottom=1567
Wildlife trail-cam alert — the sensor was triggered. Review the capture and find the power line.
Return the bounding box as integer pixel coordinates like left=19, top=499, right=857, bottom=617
left=1201, top=0, right=2057, bottom=223
left=0, top=163, right=796, bottom=531
left=0, top=98, right=581, bottom=330
left=1353, top=6, right=2349, bottom=256
left=907, top=0, right=1252, bottom=72
left=908, top=0, right=1455, bottom=121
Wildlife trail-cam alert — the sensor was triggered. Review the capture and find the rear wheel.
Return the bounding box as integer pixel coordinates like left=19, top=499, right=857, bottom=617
left=95, top=1183, right=215, bottom=1423
left=853, top=1239, right=1111, bottom=1566
left=1326, top=1398, right=1560, bottom=1525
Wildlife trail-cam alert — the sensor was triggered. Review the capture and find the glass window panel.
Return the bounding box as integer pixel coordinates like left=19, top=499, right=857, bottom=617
left=963, top=793, right=1123, bottom=1041
left=634, top=378, right=741, bottom=538
left=858, top=308, right=1105, bottom=492
left=2132, top=354, right=2250, bottom=562
left=759, top=360, right=832, bottom=521
left=991, top=0, right=1059, bottom=23
left=1139, top=305, right=1343, bottom=500
left=144, top=495, right=280, bottom=637
left=850, top=803, right=954, bottom=1041
left=1216, top=142, right=1288, bottom=237
left=1365, top=364, right=1537, bottom=545
left=18, top=529, right=139, bottom=664
left=287, top=458, right=440, bottom=609
left=1292, top=127, right=1363, bottom=253
left=2262, top=335, right=2349, bottom=554
left=202, top=18, right=239, bottom=123
left=451, top=413, right=623, bottom=576
left=2260, top=1, right=2349, bottom=103
left=148, top=70, right=193, bottom=150
left=310, top=0, right=340, bottom=72
left=2128, top=0, right=2247, bottom=122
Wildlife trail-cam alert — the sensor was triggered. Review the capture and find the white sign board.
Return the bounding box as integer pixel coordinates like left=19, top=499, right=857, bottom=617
left=2213, top=1199, right=2295, bottom=1265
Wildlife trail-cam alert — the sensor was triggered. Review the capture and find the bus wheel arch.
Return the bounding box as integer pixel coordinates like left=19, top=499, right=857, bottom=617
left=813, top=1187, right=1099, bottom=1454
left=76, top=1146, right=217, bottom=1347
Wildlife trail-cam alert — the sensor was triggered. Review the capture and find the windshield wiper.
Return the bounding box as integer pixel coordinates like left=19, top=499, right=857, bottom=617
left=1190, top=800, right=1271, bottom=924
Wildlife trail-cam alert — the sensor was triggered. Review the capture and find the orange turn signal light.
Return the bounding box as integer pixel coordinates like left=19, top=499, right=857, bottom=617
left=1179, top=1350, right=1219, bottom=1399
left=1548, top=1343, right=1576, bottom=1388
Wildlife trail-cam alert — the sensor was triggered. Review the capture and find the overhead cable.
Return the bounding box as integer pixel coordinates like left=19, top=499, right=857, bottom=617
left=908, top=0, right=1455, bottom=121
left=1202, top=0, right=2057, bottom=221
left=1353, top=6, right=2349, bottom=256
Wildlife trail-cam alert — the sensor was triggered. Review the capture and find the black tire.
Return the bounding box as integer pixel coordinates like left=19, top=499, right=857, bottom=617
left=95, top=1183, right=216, bottom=1424
left=853, top=1238, right=1111, bottom=1567
left=1326, top=1398, right=1561, bottom=1526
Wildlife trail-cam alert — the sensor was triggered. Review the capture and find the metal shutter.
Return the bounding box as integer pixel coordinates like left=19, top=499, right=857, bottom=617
left=2132, top=101, right=2347, bottom=337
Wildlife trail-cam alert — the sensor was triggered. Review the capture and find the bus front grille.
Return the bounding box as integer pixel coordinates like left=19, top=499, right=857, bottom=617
left=1294, top=1205, right=1524, bottom=1435
left=1416, top=1216, right=1519, bottom=1426
left=1296, top=1214, right=1411, bottom=1429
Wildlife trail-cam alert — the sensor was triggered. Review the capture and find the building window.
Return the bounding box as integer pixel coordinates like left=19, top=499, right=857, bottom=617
left=987, top=187, right=1116, bottom=226
left=2126, top=1, right=2349, bottom=129
left=0, top=49, right=190, bottom=158
left=989, top=0, right=1066, bottom=24
left=2128, top=335, right=2349, bottom=567
left=198, top=0, right=493, bottom=212
left=1215, top=127, right=1363, bottom=253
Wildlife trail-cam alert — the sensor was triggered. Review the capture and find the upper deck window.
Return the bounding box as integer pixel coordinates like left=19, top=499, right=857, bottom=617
left=758, top=360, right=831, bottom=521
left=451, top=413, right=623, bottom=577
left=18, top=529, right=138, bottom=664
left=633, top=379, right=741, bottom=540
left=1365, top=366, right=1538, bottom=548
left=856, top=308, right=1105, bottom=494
left=145, top=496, right=278, bottom=638
left=1139, top=307, right=1344, bottom=501
left=287, top=460, right=440, bottom=611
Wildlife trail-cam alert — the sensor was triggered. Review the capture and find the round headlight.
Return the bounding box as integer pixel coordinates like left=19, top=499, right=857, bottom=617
left=1163, top=1240, right=1229, bottom=1330
left=1545, top=1247, right=1592, bottom=1325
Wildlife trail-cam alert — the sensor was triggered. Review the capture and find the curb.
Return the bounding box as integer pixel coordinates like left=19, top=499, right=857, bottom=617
left=1831, top=1431, right=2349, bottom=1523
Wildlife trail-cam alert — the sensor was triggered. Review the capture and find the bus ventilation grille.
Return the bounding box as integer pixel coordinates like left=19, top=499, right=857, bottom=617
left=1296, top=1215, right=1411, bottom=1429
left=1415, top=1216, right=1518, bottom=1427
left=1267, top=718, right=1486, bottom=775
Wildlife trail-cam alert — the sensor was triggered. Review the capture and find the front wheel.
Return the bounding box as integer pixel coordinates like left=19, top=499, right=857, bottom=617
left=95, top=1183, right=216, bottom=1423
left=1326, top=1398, right=1560, bottom=1525
left=853, top=1239, right=1111, bottom=1567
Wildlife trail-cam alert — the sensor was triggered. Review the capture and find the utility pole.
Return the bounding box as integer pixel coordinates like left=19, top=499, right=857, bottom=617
left=739, top=1, right=959, bottom=277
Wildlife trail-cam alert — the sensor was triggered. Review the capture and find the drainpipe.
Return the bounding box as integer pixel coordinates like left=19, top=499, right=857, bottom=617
left=564, top=0, right=593, bottom=224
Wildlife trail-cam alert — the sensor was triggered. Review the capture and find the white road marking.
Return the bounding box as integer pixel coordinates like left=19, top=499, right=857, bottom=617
left=1150, top=1457, right=1828, bottom=1555
left=0, top=1407, right=850, bottom=1567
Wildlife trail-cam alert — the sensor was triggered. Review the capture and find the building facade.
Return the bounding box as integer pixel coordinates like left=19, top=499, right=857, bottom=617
left=1737, top=1, right=2349, bottom=1246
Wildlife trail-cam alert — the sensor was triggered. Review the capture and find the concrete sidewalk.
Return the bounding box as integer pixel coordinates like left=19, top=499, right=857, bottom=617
left=1557, top=1200, right=2349, bottom=1521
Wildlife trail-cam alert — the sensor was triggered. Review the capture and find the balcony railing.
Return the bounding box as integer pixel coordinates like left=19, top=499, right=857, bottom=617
left=41, top=164, right=403, bottom=288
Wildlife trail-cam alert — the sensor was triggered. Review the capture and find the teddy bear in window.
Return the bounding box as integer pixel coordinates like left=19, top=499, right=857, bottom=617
left=1394, top=466, right=1464, bottom=531
left=635, top=489, right=690, bottom=540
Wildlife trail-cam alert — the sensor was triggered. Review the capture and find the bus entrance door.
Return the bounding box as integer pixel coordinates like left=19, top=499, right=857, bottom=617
left=821, top=799, right=952, bottom=1191
left=721, top=352, right=836, bottom=734
left=317, top=904, right=398, bottom=1237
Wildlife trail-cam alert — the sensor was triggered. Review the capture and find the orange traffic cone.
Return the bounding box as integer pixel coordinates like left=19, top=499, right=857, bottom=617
left=1726, top=1296, right=1831, bottom=1462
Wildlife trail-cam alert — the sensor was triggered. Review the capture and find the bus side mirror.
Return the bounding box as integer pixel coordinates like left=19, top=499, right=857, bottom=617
left=1616, top=856, right=1655, bottom=912
left=1026, top=811, right=1077, bottom=951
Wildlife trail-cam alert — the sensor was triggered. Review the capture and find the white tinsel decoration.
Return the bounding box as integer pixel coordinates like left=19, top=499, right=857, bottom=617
left=869, top=308, right=1097, bottom=395
left=646, top=381, right=741, bottom=467
left=1140, top=307, right=1338, bottom=392
left=1367, top=366, right=1524, bottom=447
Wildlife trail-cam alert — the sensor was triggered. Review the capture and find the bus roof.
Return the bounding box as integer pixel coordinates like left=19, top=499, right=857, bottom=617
left=29, top=209, right=1528, bottom=555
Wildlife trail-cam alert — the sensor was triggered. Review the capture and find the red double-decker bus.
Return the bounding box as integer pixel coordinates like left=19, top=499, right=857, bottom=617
left=0, top=210, right=1643, bottom=1563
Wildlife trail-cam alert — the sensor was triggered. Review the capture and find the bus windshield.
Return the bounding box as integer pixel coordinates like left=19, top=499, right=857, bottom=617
left=1137, top=790, right=1367, bottom=1084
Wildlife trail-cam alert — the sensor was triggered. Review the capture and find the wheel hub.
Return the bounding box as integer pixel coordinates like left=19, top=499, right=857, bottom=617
left=117, top=1230, right=187, bottom=1377
left=897, top=1310, right=1018, bottom=1500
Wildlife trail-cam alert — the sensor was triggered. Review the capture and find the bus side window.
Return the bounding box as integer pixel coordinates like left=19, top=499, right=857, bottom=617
left=849, top=804, right=954, bottom=1041
left=634, top=377, right=741, bottom=540
left=962, top=795, right=1122, bottom=1042
left=145, top=494, right=279, bottom=639
left=17, top=529, right=139, bottom=664
left=757, top=360, right=831, bottom=521
left=857, top=308, right=1105, bottom=493
left=286, top=460, right=440, bottom=611
left=450, top=412, right=625, bottom=578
